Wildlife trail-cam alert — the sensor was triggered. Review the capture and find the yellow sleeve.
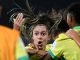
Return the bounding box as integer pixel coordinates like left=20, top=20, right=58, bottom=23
left=48, top=41, right=63, bottom=59
left=15, top=37, right=29, bottom=60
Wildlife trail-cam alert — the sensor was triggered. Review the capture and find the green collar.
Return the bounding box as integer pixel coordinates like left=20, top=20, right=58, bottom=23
left=73, top=26, right=80, bottom=30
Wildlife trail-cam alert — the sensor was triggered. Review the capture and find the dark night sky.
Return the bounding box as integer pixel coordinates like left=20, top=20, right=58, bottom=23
left=3, top=0, right=80, bottom=12
left=1, top=0, right=80, bottom=27
left=15, top=0, right=80, bottom=10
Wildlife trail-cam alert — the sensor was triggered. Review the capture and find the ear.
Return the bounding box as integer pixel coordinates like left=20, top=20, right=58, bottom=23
left=67, top=14, right=72, bottom=22
left=69, top=15, right=73, bottom=22
left=67, top=14, right=73, bottom=27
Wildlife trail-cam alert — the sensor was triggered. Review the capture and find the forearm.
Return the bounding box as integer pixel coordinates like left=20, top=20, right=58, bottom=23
left=66, top=29, right=80, bottom=47
left=72, top=35, right=80, bottom=47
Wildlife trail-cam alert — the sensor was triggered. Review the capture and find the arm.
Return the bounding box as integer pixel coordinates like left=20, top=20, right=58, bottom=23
left=26, top=48, right=48, bottom=58
left=66, top=29, right=80, bottom=47
left=26, top=43, right=49, bottom=59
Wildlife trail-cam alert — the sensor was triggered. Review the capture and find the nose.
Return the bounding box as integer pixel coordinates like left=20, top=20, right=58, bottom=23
left=38, top=34, right=43, bottom=40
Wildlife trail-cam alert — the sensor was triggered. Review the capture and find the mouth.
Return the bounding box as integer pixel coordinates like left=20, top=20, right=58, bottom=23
left=37, top=41, right=43, bottom=50
left=38, top=41, right=42, bottom=44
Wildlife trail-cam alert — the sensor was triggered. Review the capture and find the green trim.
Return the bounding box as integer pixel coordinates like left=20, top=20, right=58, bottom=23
left=73, top=26, right=80, bottom=30
left=60, top=56, right=65, bottom=60
left=18, top=56, right=29, bottom=60
left=48, top=50, right=65, bottom=60
left=48, top=50, right=58, bottom=60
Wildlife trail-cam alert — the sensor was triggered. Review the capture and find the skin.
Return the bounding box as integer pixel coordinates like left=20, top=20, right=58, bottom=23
left=66, top=13, right=80, bottom=47
left=67, top=13, right=76, bottom=28
left=66, top=29, right=80, bottom=47
left=27, top=24, right=51, bottom=58
left=13, top=13, right=50, bottom=49
left=13, top=13, right=52, bottom=59
left=13, top=13, right=24, bottom=31
left=32, top=25, right=50, bottom=50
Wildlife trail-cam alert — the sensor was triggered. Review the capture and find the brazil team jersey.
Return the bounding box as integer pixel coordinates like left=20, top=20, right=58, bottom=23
left=48, top=32, right=80, bottom=60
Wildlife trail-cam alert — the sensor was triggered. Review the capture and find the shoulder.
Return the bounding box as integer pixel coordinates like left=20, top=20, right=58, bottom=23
left=0, top=25, right=19, bottom=35
left=0, top=25, right=19, bottom=43
left=56, top=33, right=70, bottom=41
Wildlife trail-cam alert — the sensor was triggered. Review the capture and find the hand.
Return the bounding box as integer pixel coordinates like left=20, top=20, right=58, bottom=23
left=27, top=49, right=38, bottom=55
left=43, top=53, right=52, bottom=60
left=37, top=50, right=48, bottom=58
left=13, top=13, right=24, bottom=31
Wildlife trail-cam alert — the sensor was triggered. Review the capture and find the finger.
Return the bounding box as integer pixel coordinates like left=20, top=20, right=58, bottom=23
left=15, top=13, right=21, bottom=23
left=14, top=13, right=23, bottom=26
left=15, top=13, right=22, bottom=23
left=18, top=13, right=24, bottom=24
left=20, top=18, right=25, bottom=25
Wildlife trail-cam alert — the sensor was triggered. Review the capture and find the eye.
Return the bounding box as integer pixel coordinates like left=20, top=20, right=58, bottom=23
left=41, top=32, right=46, bottom=36
left=34, top=32, right=39, bottom=35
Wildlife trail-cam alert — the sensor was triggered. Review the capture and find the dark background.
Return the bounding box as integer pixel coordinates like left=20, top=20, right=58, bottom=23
left=1, top=0, right=80, bottom=28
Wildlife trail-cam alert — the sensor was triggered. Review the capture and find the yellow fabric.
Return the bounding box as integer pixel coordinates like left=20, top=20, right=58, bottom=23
left=16, top=38, right=29, bottom=60
left=46, top=44, right=52, bottom=51
left=0, top=26, right=19, bottom=60
left=25, top=43, right=52, bottom=51
left=48, top=33, right=80, bottom=60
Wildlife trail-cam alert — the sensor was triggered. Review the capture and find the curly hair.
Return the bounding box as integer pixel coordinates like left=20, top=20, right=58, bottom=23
left=20, top=13, right=54, bottom=41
